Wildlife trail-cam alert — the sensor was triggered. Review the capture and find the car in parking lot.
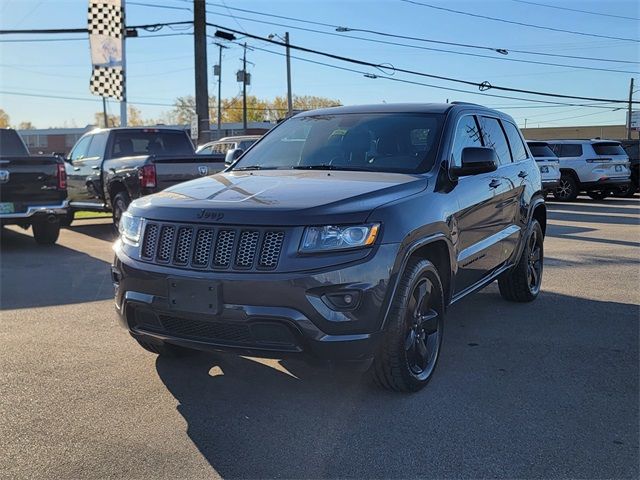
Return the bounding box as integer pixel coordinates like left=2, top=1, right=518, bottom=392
left=619, top=139, right=639, bottom=196
left=547, top=139, right=631, bottom=201
left=196, top=135, right=262, bottom=165
left=526, top=141, right=560, bottom=195
left=112, top=102, right=546, bottom=392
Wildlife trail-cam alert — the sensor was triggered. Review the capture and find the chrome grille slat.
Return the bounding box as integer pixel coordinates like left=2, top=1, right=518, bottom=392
left=138, top=223, right=284, bottom=271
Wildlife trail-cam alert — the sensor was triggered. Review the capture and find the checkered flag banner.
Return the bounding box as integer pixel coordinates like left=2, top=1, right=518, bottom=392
left=88, top=0, right=125, bottom=100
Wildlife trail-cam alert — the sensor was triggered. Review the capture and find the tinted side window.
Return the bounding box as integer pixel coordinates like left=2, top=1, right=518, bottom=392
left=479, top=116, right=511, bottom=165
left=86, top=133, right=107, bottom=158
left=451, top=115, right=483, bottom=168
left=0, top=130, right=29, bottom=156
left=557, top=144, right=583, bottom=157
left=69, top=136, right=92, bottom=161
left=502, top=121, right=528, bottom=162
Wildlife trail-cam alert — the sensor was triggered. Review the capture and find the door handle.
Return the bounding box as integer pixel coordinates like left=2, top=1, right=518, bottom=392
left=73, top=167, right=81, bottom=171
left=518, top=171, right=528, bottom=178
left=91, top=165, right=100, bottom=170
left=489, top=179, right=502, bottom=188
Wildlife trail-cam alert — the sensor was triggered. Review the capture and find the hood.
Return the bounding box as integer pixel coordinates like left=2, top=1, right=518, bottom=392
left=129, top=169, right=428, bottom=225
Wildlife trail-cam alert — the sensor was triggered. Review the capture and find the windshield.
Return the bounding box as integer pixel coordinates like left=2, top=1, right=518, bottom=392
left=232, top=113, right=444, bottom=173
left=527, top=143, right=556, bottom=159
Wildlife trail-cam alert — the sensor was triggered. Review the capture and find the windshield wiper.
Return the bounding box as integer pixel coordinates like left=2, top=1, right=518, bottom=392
left=293, top=164, right=373, bottom=171
left=233, top=165, right=279, bottom=171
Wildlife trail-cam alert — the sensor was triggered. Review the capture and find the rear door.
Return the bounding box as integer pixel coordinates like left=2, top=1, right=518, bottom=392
left=451, top=114, right=507, bottom=294
left=75, top=131, right=108, bottom=206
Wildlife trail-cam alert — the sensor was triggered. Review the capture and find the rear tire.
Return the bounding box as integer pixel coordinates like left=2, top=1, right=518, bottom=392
left=614, top=184, right=636, bottom=198
left=553, top=174, right=579, bottom=201
left=32, top=218, right=60, bottom=245
left=588, top=191, right=608, bottom=200
left=112, top=191, right=131, bottom=230
left=135, top=338, right=193, bottom=357
left=370, top=258, right=444, bottom=393
left=498, top=220, right=543, bottom=303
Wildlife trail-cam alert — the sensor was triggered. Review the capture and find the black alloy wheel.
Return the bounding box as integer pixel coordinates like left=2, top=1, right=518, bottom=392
left=405, top=278, right=441, bottom=379
left=526, top=226, right=543, bottom=297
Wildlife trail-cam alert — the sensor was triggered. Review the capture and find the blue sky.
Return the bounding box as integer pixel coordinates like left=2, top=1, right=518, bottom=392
left=0, top=0, right=638, bottom=129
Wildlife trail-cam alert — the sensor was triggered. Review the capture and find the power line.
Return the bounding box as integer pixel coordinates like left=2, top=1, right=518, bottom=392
left=204, top=10, right=638, bottom=74
left=510, top=0, right=640, bottom=21
left=232, top=39, right=620, bottom=110
left=207, top=22, right=639, bottom=104
left=199, top=2, right=639, bottom=64
left=399, top=0, right=640, bottom=43
left=535, top=109, right=622, bottom=124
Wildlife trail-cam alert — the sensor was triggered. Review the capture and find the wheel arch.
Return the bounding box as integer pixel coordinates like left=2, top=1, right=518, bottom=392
left=107, top=180, right=128, bottom=209
left=530, top=199, right=547, bottom=237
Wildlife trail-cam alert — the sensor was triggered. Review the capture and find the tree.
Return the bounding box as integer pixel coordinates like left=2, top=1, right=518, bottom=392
left=93, top=111, right=119, bottom=128
left=127, top=106, right=145, bottom=126
left=17, top=121, right=35, bottom=130
left=0, top=109, right=9, bottom=128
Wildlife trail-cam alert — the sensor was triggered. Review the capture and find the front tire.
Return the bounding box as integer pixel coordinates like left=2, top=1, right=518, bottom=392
left=370, top=258, right=444, bottom=393
left=498, top=219, right=543, bottom=303
left=32, top=218, right=61, bottom=245
left=553, top=174, right=579, bottom=201
left=112, top=191, right=131, bottom=229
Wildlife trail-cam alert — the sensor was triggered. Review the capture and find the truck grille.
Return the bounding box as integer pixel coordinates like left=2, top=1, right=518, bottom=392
left=139, top=221, right=285, bottom=271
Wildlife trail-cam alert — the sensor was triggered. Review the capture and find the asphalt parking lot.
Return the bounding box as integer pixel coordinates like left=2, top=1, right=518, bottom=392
left=1, top=197, right=638, bottom=479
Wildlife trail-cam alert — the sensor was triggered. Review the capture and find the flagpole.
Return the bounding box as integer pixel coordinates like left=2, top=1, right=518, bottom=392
left=120, top=0, right=127, bottom=127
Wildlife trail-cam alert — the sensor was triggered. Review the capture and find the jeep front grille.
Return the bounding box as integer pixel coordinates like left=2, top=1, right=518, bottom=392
left=139, top=221, right=285, bottom=271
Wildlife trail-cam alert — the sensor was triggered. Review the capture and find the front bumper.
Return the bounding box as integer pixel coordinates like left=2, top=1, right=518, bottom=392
left=0, top=200, right=68, bottom=220
left=112, top=243, right=400, bottom=361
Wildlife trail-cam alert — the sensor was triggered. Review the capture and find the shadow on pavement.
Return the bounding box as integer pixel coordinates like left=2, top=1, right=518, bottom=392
left=68, top=220, right=119, bottom=243
left=547, top=224, right=640, bottom=248
left=0, top=226, right=113, bottom=309
left=156, top=290, right=639, bottom=479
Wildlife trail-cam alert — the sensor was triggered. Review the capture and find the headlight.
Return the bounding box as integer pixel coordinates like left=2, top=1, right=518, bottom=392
left=300, top=223, right=380, bottom=252
left=119, top=212, right=143, bottom=246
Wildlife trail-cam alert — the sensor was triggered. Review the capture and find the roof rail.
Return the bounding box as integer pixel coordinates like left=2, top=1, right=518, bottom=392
left=450, top=101, right=483, bottom=106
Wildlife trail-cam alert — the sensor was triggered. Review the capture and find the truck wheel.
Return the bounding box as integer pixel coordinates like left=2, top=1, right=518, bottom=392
left=135, top=338, right=193, bottom=357
left=32, top=218, right=61, bottom=245
left=614, top=184, right=636, bottom=198
left=112, top=191, right=131, bottom=229
left=60, top=210, right=74, bottom=227
left=498, top=219, right=543, bottom=303
left=370, top=258, right=444, bottom=393
left=553, top=174, right=579, bottom=201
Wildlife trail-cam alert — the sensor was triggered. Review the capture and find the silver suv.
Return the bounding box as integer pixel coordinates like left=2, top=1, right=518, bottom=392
left=547, top=140, right=631, bottom=201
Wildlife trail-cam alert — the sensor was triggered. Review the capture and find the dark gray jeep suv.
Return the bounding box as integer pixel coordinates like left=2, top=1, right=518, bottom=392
left=112, top=103, right=546, bottom=392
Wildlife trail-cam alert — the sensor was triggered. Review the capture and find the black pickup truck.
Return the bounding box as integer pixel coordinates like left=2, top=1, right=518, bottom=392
left=0, top=129, right=68, bottom=244
left=64, top=127, right=226, bottom=226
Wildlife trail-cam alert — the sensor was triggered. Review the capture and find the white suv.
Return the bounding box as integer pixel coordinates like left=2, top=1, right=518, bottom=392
left=547, top=139, right=632, bottom=201
left=526, top=141, right=560, bottom=194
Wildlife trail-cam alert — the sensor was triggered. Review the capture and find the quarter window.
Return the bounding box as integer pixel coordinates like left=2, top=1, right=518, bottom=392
left=502, top=121, right=528, bottom=162
left=479, top=116, right=511, bottom=165
left=451, top=115, right=483, bottom=168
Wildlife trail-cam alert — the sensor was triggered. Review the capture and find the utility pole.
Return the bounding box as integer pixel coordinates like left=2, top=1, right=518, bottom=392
left=242, top=42, right=247, bottom=132
left=213, top=43, right=228, bottom=138
left=285, top=32, right=293, bottom=116
left=120, top=0, right=127, bottom=126
left=627, top=77, right=634, bottom=140
left=102, top=97, right=108, bottom=127
left=194, top=0, right=209, bottom=144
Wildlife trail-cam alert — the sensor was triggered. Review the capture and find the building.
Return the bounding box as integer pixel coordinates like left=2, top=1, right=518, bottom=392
left=521, top=124, right=636, bottom=141
left=18, top=121, right=275, bottom=155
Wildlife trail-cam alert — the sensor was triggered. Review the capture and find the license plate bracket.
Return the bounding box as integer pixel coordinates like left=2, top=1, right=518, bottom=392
left=0, top=202, right=15, bottom=214
left=168, top=278, right=221, bottom=315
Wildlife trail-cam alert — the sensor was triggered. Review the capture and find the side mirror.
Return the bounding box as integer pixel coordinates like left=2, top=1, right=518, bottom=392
left=225, top=148, right=244, bottom=166
left=451, top=147, right=498, bottom=178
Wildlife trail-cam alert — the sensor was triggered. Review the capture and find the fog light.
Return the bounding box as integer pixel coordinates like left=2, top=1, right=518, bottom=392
left=322, top=290, right=362, bottom=311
